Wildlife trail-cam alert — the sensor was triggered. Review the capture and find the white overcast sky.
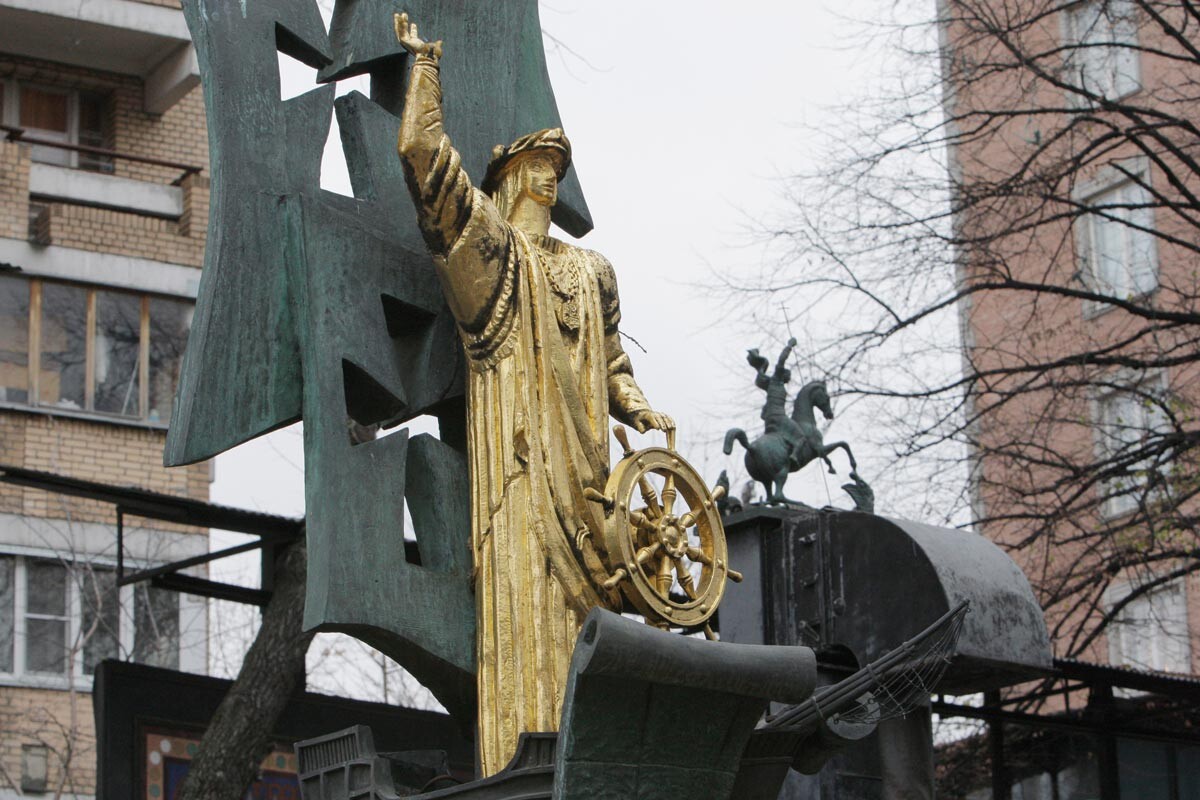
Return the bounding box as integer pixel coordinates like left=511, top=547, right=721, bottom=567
left=211, top=0, right=889, bottom=520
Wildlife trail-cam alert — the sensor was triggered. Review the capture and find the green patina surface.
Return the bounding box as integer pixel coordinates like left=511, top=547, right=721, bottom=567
left=168, top=0, right=591, bottom=724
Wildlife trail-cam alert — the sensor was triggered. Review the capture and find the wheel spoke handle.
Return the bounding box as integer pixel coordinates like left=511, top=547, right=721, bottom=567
left=603, top=567, right=628, bottom=590
left=584, top=487, right=614, bottom=512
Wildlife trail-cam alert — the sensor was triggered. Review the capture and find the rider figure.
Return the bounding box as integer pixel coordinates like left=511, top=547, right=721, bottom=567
left=748, top=337, right=804, bottom=470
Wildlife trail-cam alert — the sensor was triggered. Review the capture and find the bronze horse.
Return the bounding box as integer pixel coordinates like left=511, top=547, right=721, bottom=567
left=723, top=341, right=860, bottom=506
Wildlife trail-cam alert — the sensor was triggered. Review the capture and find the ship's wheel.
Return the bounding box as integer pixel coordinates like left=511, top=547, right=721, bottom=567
left=588, top=425, right=742, bottom=638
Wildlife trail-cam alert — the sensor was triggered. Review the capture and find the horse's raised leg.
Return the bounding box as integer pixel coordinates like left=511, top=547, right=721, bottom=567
left=820, top=441, right=858, bottom=472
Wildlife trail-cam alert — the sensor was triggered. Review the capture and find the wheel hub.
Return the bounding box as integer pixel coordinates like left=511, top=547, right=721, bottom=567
left=656, top=516, right=688, bottom=558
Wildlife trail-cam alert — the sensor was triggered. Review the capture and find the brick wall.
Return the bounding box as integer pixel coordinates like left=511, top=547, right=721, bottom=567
left=111, top=77, right=208, bottom=186
left=0, top=685, right=97, bottom=797
left=33, top=200, right=204, bottom=267
left=0, top=141, right=30, bottom=240
left=2, top=38, right=212, bottom=799
left=0, top=412, right=209, bottom=524
left=945, top=2, right=1200, bottom=675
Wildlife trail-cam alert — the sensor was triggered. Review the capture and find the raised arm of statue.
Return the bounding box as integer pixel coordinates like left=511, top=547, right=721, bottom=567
left=395, top=13, right=511, bottom=333
left=775, top=337, right=797, bottom=379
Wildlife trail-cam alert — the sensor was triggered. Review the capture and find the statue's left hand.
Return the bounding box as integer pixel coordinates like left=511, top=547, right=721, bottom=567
left=631, top=410, right=675, bottom=434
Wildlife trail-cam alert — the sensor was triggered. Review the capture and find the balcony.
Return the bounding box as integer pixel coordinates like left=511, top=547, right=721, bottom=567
left=0, top=133, right=206, bottom=300
left=4, top=125, right=201, bottom=218
left=0, top=0, right=198, bottom=113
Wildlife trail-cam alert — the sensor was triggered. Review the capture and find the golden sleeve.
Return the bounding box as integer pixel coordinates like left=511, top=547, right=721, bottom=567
left=397, top=54, right=515, bottom=348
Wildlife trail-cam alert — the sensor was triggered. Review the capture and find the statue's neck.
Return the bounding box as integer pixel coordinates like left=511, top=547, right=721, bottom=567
left=793, top=386, right=818, bottom=425
left=508, top=197, right=552, bottom=238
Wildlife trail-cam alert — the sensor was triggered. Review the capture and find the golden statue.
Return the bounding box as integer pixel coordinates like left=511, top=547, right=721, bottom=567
left=394, top=13, right=674, bottom=774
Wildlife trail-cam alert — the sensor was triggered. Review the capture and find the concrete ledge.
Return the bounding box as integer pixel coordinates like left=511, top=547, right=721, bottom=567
left=0, top=237, right=200, bottom=298
left=29, top=163, right=184, bottom=218
left=0, top=0, right=198, bottom=110
left=145, top=43, right=201, bottom=115
left=0, top=0, right=189, bottom=41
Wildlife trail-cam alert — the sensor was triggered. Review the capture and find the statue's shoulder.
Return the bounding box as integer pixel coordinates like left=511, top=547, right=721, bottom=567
left=571, top=245, right=617, bottom=298
left=531, top=235, right=618, bottom=299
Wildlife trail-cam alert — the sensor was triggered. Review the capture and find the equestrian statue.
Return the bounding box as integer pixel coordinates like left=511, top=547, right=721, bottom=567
left=723, top=339, right=874, bottom=512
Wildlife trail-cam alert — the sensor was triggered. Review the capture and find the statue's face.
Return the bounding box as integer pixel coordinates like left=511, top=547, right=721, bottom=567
left=518, top=153, right=558, bottom=207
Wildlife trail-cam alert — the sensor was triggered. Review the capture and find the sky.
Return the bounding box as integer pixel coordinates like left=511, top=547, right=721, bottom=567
left=212, top=0, right=886, bottom=520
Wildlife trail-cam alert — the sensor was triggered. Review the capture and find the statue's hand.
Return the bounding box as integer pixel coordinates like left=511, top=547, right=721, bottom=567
left=394, top=12, right=443, bottom=59
left=631, top=410, right=675, bottom=434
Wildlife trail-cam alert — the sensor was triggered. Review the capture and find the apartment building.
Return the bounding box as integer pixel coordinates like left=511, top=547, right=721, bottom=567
left=940, top=0, right=1200, bottom=678
left=0, top=2, right=209, bottom=796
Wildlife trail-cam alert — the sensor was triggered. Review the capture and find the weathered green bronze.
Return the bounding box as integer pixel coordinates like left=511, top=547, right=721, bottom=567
left=166, top=0, right=591, bottom=723
left=722, top=339, right=873, bottom=512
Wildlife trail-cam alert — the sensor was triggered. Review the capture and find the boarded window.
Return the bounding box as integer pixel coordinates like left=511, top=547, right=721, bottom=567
left=19, top=86, right=71, bottom=166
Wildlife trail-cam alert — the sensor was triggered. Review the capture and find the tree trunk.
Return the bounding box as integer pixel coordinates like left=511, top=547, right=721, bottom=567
left=177, top=538, right=313, bottom=800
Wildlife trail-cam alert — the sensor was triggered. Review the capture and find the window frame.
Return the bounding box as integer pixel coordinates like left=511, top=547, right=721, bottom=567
left=0, top=273, right=191, bottom=429
left=1062, top=0, right=1142, bottom=106
left=0, top=550, right=196, bottom=691
left=1105, top=577, right=1192, bottom=682
left=22, top=558, right=70, bottom=676
left=1074, top=157, right=1159, bottom=316
left=1091, top=372, right=1170, bottom=520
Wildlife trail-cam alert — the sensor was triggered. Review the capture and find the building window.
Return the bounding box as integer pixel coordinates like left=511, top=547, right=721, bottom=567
left=39, top=281, right=88, bottom=410
left=0, top=554, right=182, bottom=684
left=1080, top=176, right=1157, bottom=301
left=94, top=290, right=142, bottom=417
left=1064, top=0, right=1140, bottom=101
left=0, top=80, right=111, bottom=171
left=148, top=298, right=192, bottom=424
left=0, top=556, right=13, bottom=673
left=0, top=273, right=191, bottom=425
left=133, top=583, right=180, bottom=670
left=0, top=273, right=30, bottom=404
left=1095, top=380, right=1168, bottom=518
left=24, top=559, right=69, bottom=674
left=1107, top=579, right=1190, bottom=676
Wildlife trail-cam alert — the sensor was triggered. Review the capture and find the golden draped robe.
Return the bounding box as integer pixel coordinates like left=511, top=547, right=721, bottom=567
left=397, top=53, right=655, bottom=775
